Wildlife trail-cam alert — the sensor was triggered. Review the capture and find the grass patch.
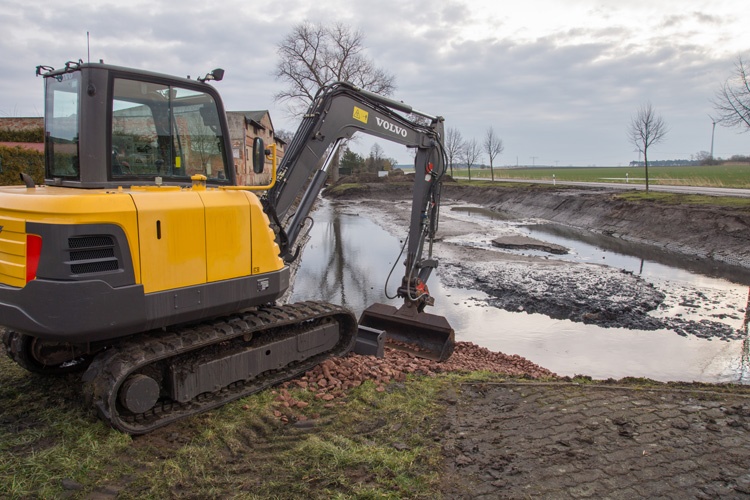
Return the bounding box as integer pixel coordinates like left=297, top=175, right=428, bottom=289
left=613, top=191, right=750, bottom=209
left=5, top=352, right=747, bottom=498
left=0, top=361, right=134, bottom=499
left=0, top=353, right=451, bottom=499
left=452, top=164, right=750, bottom=189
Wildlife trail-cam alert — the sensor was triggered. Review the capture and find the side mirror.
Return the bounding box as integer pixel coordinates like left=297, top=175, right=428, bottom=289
left=212, top=68, right=225, bottom=81
left=252, top=137, right=265, bottom=174
left=198, top=68, right=225, bottom=83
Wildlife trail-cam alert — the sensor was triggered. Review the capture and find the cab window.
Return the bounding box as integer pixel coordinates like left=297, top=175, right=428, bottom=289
left=111, top=78, right=228, bottom=181
left=45, top=72, right=80, bottom=178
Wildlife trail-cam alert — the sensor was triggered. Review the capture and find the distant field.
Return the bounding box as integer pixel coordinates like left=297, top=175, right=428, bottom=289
left=439, top=164, right=750, bottom=189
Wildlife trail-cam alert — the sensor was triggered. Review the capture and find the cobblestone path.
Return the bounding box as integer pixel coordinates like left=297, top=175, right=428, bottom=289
left=440, top=382, right=750, bottom=499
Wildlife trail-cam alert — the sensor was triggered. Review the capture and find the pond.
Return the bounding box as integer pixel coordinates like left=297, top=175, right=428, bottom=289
left=291, top=199, right=750, bottom=384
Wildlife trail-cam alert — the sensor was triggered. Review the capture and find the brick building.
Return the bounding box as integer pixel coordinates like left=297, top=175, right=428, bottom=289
left=226, top=111, right=287, bottom=186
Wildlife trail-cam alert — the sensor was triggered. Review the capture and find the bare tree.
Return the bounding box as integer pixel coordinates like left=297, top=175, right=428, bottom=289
left=483, top=126, right=504, bottom=182
left=628, top=102, right=668, bottom=192
left=461, top=138, right=482, bottom=181
left=365, top=143, right=388, bottom=173
left=274, top=21, right=395, bottom=182
left=712, top=56, right=750, bottom=132
left=274, top=129, right=295, bottom=144
left=274, top=21, right=396, bottom=115
left=445, top=127, right=465, bottom=177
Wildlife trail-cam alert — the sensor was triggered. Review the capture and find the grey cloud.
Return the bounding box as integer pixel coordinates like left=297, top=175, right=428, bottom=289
left=1, top=0, right=747, bottom=164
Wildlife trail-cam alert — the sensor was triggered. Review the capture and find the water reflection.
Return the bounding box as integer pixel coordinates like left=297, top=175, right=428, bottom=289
left=293, top=199, right=750, bottom=384
left=291, top=201, right=399, bottom=314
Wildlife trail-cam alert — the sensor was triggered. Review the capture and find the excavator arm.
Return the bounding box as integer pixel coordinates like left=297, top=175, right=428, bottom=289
left=262, top=82, right=454, bottom=361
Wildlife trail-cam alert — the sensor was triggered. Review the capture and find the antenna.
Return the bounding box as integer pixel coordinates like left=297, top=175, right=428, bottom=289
left=87, top=31, right=90, bottom=63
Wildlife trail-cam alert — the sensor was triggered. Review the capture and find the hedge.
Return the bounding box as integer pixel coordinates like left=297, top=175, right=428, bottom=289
left=0, top=127, right=45, bottom=143
left=0, top=146, right=45, bottom=186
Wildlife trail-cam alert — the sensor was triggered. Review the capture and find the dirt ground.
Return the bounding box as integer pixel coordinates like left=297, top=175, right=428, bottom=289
left=325, top=180, right=750, bottom=498
left=439, top=381, right=750, bottom=499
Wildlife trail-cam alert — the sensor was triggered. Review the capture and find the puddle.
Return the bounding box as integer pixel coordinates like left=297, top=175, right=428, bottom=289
left=291, top=199, right=750, bottom=384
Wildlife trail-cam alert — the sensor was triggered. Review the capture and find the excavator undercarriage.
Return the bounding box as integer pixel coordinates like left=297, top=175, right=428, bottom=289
left=82, top=301, right=356, bottom=434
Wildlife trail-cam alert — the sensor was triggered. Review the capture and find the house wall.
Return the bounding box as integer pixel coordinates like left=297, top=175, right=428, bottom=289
left=226, top=112, right=286, bottom=186
left=0, top=117, right=44, bottom=132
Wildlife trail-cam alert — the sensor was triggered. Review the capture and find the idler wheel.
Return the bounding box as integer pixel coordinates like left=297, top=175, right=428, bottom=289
left=118, top=374, right=160, bottom=414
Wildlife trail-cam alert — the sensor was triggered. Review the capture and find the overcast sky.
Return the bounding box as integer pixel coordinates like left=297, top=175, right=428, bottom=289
left=1, top=0, right=748, bottom=166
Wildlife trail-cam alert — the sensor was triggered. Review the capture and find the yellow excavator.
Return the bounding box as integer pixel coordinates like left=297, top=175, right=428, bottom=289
left=0, top=61, right=454, bottom=434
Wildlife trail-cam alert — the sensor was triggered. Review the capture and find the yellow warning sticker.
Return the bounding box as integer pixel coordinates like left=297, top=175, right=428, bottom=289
left=353, top=106, right=369, bottom=124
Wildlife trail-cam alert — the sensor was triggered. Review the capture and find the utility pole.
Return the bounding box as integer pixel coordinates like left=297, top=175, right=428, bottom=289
left=531, top=156, right=538, bottom=167
left=709, top=116, right=716, bottom=161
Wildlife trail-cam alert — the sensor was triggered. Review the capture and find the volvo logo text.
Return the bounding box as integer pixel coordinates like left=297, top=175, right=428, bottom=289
left=375, top=117, right=408, bottom=137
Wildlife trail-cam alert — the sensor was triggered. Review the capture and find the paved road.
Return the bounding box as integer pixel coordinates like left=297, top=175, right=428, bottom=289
left=451, top=176, right=750, bottom=198
left=441, top=382, right=750, bottom=499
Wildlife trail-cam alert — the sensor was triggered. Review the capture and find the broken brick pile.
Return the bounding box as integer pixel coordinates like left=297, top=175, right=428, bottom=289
left=268, top=342, right=556, bottom=422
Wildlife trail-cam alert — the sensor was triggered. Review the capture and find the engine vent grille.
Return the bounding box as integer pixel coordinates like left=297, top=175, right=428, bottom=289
left=69, top=235, right=114, bottom=249
left=71, top=260, right=120, bottom=274
left=67, top=235, right=120, bottom=275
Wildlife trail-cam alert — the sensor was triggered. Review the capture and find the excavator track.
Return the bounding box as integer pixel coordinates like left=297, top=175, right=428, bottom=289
left=81, top=301, right=357, bottom=435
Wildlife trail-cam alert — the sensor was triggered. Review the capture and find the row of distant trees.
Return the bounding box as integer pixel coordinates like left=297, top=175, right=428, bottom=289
left=629, top=153, right=750, bottom=167
left=444, top=127, right=504, bottom=180
left=339, top=144, right=395, bottom=175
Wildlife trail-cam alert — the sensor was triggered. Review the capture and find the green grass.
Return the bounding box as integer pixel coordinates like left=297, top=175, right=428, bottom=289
left=613, top=190, right=750, bottom=209
left=4, top=354, right=749, bottom=497
left=0, top=362, right=134, bottom=499
left=449, top=163, right=750, bottom=189
left=0, top=353, right=461, bottom=499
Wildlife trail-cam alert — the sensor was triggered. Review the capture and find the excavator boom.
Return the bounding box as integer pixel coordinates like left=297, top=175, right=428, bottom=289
left=263, top=81, right=455, bottom=361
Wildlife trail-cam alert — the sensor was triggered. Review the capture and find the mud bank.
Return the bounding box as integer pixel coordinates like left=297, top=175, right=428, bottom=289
left=324, top=182, right=750, bottom=341
left=330, top=182, right=750, bottom=270
left=443, top=183, right=750, bottom=270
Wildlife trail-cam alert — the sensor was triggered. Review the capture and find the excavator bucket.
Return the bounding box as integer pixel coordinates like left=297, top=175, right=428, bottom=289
left=358, top=303, right=455, bottom=362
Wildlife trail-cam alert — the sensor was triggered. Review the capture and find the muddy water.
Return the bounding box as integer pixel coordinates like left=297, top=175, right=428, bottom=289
left=291, top=199, right=750, bottom=384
